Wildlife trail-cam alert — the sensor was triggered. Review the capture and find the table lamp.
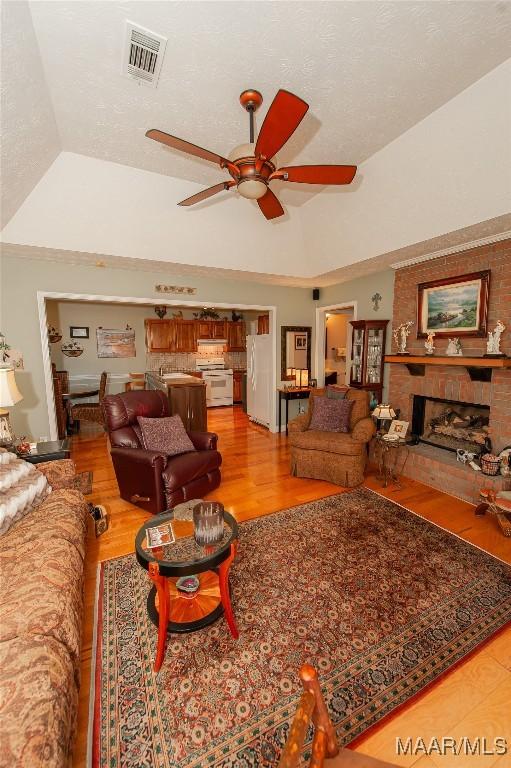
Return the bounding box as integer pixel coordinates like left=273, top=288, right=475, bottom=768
left=294, top=369, right=309, bottom=388
left=372, top=403, right=395, bottom=434
left=0, top=367, right=23, bottom=446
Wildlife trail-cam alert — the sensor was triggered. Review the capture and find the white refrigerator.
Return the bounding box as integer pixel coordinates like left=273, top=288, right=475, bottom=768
left=246, top=334, right=272, bottom=427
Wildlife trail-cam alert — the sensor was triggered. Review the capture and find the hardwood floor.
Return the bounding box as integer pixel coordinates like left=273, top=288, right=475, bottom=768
left=71, top=406, right=510, bottom=768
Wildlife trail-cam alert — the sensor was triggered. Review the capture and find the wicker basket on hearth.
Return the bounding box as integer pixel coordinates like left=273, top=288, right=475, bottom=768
left=480, top=454, right=501, bottom=476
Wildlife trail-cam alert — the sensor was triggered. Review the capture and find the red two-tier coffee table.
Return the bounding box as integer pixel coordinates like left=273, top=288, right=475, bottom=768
left=135, top=509, right=239, bottom=671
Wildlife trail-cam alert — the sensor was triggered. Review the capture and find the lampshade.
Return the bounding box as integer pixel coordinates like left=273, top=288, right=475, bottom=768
left=294, top=369, right=309, bottom=387
left=372, top=404, right=395, bottom=420
left=0, top=367, right=23, bottom=407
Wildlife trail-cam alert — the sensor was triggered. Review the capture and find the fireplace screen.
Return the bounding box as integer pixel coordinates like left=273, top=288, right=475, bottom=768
left=413, top=396, right=490, bottom=453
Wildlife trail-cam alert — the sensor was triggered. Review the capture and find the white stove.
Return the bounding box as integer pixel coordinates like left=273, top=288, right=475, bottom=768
left=196, top=358, right=233, bottom=407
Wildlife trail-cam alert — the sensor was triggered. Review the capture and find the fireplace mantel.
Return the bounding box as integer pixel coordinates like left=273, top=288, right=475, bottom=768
left=384, top=355, right=511, bottom=382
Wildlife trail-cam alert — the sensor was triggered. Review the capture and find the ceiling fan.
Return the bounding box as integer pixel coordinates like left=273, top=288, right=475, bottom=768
left=146, top=89, right=357, bottom=220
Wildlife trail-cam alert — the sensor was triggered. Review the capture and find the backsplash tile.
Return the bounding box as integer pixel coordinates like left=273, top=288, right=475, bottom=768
left=147, top=349, right=246, bottom=372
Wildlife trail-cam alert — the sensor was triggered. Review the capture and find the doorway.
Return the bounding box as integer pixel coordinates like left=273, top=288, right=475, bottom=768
left=314, top=302, right=357, bottom=387
left=37, top=292, right=278, bottom=440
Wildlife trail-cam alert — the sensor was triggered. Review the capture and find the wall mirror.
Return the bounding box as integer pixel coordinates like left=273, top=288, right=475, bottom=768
left=281, top=326, right=312, bottom=381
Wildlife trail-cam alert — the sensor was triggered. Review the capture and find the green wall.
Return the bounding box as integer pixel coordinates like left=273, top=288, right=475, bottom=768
left=0, top=255, right=312, bottom=438
left=317, top=269, right=395, bottom=397
left=0, top=254, right=395, bottom=438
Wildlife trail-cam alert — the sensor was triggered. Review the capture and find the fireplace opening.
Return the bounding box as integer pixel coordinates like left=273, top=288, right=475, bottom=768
left=412, top=395, right=490, bottom=454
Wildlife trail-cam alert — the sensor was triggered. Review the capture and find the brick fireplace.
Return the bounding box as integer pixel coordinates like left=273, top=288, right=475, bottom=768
left=387, top=238, right=511, bottom=503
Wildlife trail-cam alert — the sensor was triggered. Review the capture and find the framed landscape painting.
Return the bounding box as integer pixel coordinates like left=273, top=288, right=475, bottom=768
left=417, top=270, right=490, bottom=338
left=97, top=328, right=136, bottom=358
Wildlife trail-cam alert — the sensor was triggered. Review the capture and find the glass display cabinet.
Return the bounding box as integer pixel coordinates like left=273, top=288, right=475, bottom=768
left=349, top=320, right=389, bottom=404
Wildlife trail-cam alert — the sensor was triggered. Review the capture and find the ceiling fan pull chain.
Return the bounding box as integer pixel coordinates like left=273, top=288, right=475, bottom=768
left=248, top=106, right=255, bottom=144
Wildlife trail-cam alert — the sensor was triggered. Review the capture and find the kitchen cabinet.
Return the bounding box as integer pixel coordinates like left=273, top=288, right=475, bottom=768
left=349, top=319, right=389, bottom=404
left=227, top=321, right=246, bottom=351
left=196, top=320, right=227, bottom=340
left=233, top=371, right=243, bottom=403
left=145, top=319, right=174, bottom=352
left=175, top=320, right=197, bottom=353
left=146, top=372, right=207, bottom=431
left=168, top=382, right=206, bottom=431
left=211, top=320, right=227, bottom=339
left=197, top=321, right=212, bottom=340
left=258, top=315, right=270, bottom=335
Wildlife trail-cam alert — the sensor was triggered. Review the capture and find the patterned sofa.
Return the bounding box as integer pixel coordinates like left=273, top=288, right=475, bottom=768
left=0, top=460, right=88, bottom=768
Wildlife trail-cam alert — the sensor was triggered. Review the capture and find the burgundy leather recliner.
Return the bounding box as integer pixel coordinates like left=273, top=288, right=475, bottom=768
left=102, top=390, right=222, bottom=514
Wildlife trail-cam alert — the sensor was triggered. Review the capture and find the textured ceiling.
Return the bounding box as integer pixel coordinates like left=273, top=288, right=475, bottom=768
left=27, top=0, right=511, bottom=208
left=0, top=1, right=59, bottom=227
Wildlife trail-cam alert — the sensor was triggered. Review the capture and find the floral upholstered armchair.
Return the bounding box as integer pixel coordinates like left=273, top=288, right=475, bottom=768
left=288, top=388, right=375, bottom=487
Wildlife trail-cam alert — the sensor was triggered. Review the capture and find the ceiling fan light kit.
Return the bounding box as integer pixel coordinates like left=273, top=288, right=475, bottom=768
left=146, top=88, right=357, bottom=220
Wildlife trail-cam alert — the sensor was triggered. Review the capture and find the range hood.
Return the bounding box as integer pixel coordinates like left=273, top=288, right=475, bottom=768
left=197, top=338, right=227, bottom=345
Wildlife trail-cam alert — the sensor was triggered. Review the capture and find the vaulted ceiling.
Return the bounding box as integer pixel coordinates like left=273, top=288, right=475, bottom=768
left=1, top=1, right=510, bottom=282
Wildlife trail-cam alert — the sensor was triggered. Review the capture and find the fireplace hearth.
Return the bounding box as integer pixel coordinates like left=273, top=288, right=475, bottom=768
left=412, top=395, right=491, bottom=454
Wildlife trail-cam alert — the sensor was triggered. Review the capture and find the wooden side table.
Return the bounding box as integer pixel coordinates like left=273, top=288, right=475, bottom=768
left=278, top=387, right=311, bottom=435
left=475, top=490, right=511, bottom=537
left=374, top=434, right=410, bottom=488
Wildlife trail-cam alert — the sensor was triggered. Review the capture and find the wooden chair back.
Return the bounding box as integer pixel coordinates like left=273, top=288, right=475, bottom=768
left=125, top=373, right=145, bottom=392
left=52, top=374, right=67, bottom=439
left=279, top=666, right=399, bottom=767
left=278, top=665, right=339, bottom=768
left=53, top=368, right=70, bottom=394
left=99, top=372, right=108, bottom=402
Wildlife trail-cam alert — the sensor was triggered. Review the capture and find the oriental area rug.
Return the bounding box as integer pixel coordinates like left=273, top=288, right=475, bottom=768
left=91, top=489, right=511, bottom=768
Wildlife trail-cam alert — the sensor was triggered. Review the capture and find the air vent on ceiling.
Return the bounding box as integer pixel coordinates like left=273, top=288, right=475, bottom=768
left=122, top=21, right=167, bottom=88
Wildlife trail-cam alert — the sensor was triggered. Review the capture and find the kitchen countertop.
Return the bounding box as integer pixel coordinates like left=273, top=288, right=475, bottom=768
left=146, top=371, right=204, bottom=387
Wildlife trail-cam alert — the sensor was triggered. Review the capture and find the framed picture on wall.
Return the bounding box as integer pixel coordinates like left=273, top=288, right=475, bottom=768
left=295, top=334, right=308, bottom=350
left=417, top=270, right=490, bottom=338
left=97, top=327, right=136, bottom=358
left=70, top=326, right=89, bottom=338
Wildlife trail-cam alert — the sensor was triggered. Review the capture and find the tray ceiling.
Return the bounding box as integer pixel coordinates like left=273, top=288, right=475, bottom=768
left=27, top=0, right=510, bottom=205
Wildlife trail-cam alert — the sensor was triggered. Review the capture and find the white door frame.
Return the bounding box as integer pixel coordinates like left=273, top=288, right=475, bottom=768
left=37, top=291, right=278, bottom=440
left=314, top=301, right=357, bottom=386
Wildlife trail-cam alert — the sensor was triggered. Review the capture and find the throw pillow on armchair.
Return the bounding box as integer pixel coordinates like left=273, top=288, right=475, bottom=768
left=308, top=396, right=354, bottom=433
left=138, top=414, right=196, bottom=456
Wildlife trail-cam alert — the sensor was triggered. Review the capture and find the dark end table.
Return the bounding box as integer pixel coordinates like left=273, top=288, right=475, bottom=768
left=17, top=439, right=71, bottom=464
left=278, top=387, right=311, bottom=435
left=135, top=509, right=239, bottom=672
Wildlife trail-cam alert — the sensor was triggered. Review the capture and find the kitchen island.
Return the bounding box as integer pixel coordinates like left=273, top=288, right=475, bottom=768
left=145, top=371, right=207, bottom=432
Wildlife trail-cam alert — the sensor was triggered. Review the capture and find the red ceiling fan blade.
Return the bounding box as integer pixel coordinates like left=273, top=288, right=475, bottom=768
left=275, top=165, right=357, bottom=184
left=146, top=129, right=229, bottom=167
left=257, top=188, right=285, bottom=220
left=178, top=181, right=235, bottom=207
left=255, top=90, right=309, bottom=161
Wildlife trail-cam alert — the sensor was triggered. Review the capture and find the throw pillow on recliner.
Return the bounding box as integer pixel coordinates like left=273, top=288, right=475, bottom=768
left=308, top=396, right=354, bottom=433
left=137, top=414, right=196, bottom=456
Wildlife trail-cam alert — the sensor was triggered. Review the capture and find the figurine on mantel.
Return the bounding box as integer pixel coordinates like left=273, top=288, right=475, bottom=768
left=486, top=320, right=506, bottom=357
left=393, top=321, right=414, bottom=354
left=446, top=337, right=463, bottom=356
left=424, top=331, right=435, bottom=356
